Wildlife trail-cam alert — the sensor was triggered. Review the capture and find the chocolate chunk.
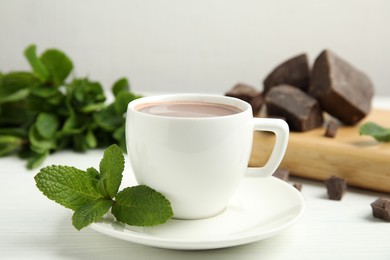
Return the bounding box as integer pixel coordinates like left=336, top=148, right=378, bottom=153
left=263, top=54, right=310, bottom=94
left=225, top=83, right=263, bottom=115
left=293, top=183, right=302, bottom=191
left=272, top=168, right=290, bottom=181
left=371, top=198, right=390, bottom=222
left=249, top=94, right=264, bottom=116
left=225, top=83, right=260, bottom=103
left=325, top=176, right=347, bottom=200
left=309, top=49, right=374, bottom=125
left=265, top=85, right=323, bottom=132
left=324, top=120, right=339, bottom=138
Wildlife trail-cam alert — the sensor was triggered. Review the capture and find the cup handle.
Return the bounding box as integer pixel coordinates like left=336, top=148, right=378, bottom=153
left=245, top=118, right=289, bottom=177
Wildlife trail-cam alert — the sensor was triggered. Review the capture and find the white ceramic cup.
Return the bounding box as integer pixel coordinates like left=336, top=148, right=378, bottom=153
left=126, top=94, right=289, bottom=219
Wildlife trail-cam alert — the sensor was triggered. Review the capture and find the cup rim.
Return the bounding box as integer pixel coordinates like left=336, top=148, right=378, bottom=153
left=127, top=93, right=252, bottom=119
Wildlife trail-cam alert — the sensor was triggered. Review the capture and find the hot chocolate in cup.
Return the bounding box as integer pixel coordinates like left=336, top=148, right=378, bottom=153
left=126, top=94, right=289, bottom=219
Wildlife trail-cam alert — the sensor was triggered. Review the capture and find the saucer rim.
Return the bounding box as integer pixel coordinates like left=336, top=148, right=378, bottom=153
left=90, top=176, right=305, bottom=250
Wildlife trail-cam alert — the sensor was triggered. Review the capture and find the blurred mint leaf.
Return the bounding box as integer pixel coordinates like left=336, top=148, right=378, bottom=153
left=72, top=198, right=113, bottom=230
left=112, top=78, right=130, bottom=97
left=112, top=185, right=173, bottom=226
left=72, top=134, right=90, bottom=152
left=40, top=48, right=73, bottom=86
left=0, top=72, right=38, bottom=104
left=28, top=125, right=57, bottom=154
left=114, top=91, right=140, bottom=114
left=35, top=113, right=60, bottom=139
left=26, top=151, right=49, bottom=169
left=68, top=78, right=106, bottom=113
left=0, top=102, right=34, bottom=126
left=113, top=124, right=126, bottom=152
left=24, top=45, right=50, bottom=82
left=0, top=127, right=27, bottom=137
left=35, top=165, right=101, bottom=210
left=61, top=111, right=86, bottom=135
left=30, top=84, right=60, bottom=98
left=1, top=44, right=142, bottom=169
left=93, top=105, right=123, bottom=132
left=0, top=135, right=24, bottom=156
left=360, top=122, right=390, bottom=142
left=26, top=91, right=65, bottom=113
left=85, top=129, right=97, bottom=149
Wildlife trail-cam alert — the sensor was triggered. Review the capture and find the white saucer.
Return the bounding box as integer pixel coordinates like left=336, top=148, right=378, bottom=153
left=90, top=177, right=304, bottom=250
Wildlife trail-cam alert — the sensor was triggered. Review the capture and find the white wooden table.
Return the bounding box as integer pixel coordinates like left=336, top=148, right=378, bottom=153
left=1, top=97, right=389, bottom=260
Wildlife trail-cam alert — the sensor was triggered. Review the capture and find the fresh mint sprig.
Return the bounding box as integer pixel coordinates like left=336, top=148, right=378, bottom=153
left=35, top=144, right=173, bottom=230
left=0, top=44, right=141, bottom=169
left=359, top=122, right=390, bottom=142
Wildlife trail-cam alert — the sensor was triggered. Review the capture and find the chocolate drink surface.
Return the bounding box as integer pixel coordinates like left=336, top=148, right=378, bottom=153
left=136, top=101, right=243, bottom=118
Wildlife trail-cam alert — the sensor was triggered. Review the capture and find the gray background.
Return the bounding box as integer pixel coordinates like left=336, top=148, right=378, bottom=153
left=1, top=0, right=389, bottom=96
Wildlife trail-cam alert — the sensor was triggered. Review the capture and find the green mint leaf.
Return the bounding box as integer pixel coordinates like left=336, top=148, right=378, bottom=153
left=30, top=84, right=61, bottom=98
left=26, top=151, right=48, bottom=169
left=0, top=72, right=38, bottom=104
left=86, top=167, right=100, bottom=179
left=98, top=144, right=124, bottom=199
left=359, top=122, right=390, bottom=142
left=34, top=145, right=173, bottom=230
left=26, top=92, right=65, bottom=113
left=112, top=78, right=130, bottom=97
left=61, top=111, right=86, bottom=135
left=35, top=165, right=102, bottom=210
left=93, top=105, right=123, bottom=131
left=40, top=48, right=73, bottom=86
left=67, top=78, right=106, bottom=113
left=35, top=113, right=60, bottom=139
left=72, top=198, right=113, bottom=230
left=85, top=129, right=97, bottom=149
left=73, top=79, right=105, bottom=102
left=0, top=102, right=34, bottom=126
left=72, top=134, right=90, bottom=152
left=28, top=125, right=56, bottom=154
left=0, top=135, right=24, bottom=156
left=24, top=45, right=50, bottom=82
left=1, top=45, right=143, bottom=169
left=0, top=127, right=27, bottom=138
left=113, top=91, right=140, bottom=114
left=112, top=185, right=173, bottom=226
left=113, top=124, right=126, bottom=152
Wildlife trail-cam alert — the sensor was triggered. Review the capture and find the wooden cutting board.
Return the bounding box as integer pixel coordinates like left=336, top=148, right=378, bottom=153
left=249, top=109, right=390, bottom=193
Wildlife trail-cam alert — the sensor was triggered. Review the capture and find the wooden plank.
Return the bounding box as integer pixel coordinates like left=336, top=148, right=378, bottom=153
left=249, top=109, right=390, bottom=193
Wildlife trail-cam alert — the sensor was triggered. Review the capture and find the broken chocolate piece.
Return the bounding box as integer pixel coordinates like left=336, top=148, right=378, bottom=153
left=249, top=93, right=264, bottom=116
left=272, top=168, right=290, bottom=181
left=371, top=197, right=390, bottom=222
left=225, top=83, right=263, bottom=115
left=266, top=85, right=323, bottom=132
left=225, top=83, right=261, bottom=103
left=324, top=120, right=338, bottom=138
left=309, top=49, right=374, bottom=125
left=325, top=176, right=347, bottom=200
left=263, top=53, right=310, bottom=94
left=293, top=183, right=302, bottom=191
